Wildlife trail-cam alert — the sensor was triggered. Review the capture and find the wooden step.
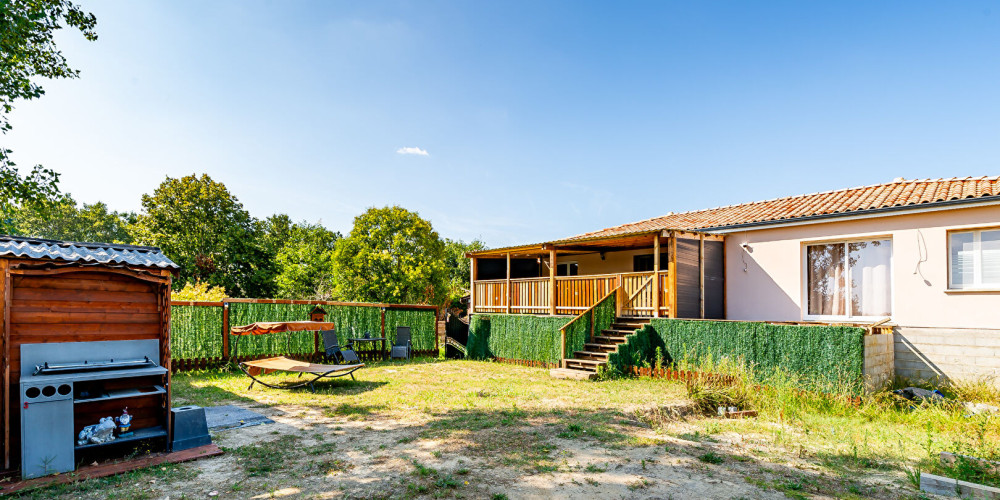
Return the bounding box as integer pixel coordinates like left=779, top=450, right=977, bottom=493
left=610, top=324, right=643, bottom=331
left=602, top=328, right=637, bottom=335
left=573, top=350, right=609, bottom=361
left=593, top=335, right=627, bottom=344
left=617, top=316, right=652, bottom=323
left=564, top=359, right=604, bottom=371
left=584, top=343, right=617, bottom=353
left=549, top=368, right=597, bottom=380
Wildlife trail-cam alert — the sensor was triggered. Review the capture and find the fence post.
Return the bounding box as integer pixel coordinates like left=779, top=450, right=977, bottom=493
left=560, top=327, right=567, bottom=368
left=222, top=302, right=230, bottom=361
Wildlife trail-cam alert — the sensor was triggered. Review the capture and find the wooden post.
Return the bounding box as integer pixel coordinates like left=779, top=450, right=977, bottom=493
left=505, top=252, right=512, bottom=314
left=222, top=302, right=230, bottom=360
left=549, top=248, right=557, bottom=316
left=1, top=259, right=8, bottom=469
left=615, top=274, right=623, bottom=317
left=469, top=257, right=477, bottom=314
left=560, top=328, right=567, bottom=368
left=652, top=236, right=661, bottom=318
left=590, top=309, right=595, bottom=343
left=699, top=234, right=706, bottom=319
left=668, top=233, right=678, bottom=318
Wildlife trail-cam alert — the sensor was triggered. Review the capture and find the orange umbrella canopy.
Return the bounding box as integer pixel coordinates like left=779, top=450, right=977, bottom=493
left=230, top=321, right=337, bottom=336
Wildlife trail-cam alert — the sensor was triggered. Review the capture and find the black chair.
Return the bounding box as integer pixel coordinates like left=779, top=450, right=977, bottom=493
left=391, top=327, right=412, bottom=360
left=322, top=330, right=359, bottom=364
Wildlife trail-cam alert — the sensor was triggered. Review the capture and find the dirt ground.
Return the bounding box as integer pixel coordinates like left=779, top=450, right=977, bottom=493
left=9, top=361, right=944, bottom=499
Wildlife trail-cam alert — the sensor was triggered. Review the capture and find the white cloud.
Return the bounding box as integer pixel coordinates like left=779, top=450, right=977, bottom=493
left=396, top=146, right=429, bottom=156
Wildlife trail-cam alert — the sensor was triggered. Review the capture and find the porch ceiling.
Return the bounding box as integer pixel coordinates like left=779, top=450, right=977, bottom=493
left=467, top=231, right=663, bottom=258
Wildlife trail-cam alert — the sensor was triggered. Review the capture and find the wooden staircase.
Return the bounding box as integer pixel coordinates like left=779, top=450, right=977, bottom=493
left=550, top=316, right=651, bottom=380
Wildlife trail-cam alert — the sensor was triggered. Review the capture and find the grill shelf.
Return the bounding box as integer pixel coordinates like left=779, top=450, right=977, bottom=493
left=33, top=357, right=155, bottom=376
left=74, top=426, right=168, bottom=451
left=74, top=385, right=166, bottom=404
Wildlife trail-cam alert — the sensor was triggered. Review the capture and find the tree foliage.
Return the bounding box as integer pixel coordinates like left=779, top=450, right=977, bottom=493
left=274, top=221, right=340, bottom=300
left=10, top=195, right=134, bottom=243
left=131, top=174, right=272, bottom=297
left=444, top=238, right=485, bottom=302
left=332, top=206, right=446, bottom=305
left=172, top=280, right=227, bottom=301
left=0, top=0, right=97, bottom=231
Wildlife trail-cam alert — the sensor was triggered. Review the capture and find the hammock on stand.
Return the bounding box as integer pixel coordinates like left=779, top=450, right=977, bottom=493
left=230, top=321, right=364, bottom=392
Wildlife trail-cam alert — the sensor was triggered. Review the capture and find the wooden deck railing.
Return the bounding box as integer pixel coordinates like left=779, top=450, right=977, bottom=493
left=473, top=272, right=671, bottom=317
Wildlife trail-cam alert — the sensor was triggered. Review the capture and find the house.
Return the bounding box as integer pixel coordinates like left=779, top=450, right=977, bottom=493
left=467, top=176, right=1000, bottom=384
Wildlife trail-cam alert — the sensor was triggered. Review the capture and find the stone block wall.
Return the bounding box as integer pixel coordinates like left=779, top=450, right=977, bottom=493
left=864, top=332, right=895, bottom=392
left=894, top=327, right=1000, bottom=386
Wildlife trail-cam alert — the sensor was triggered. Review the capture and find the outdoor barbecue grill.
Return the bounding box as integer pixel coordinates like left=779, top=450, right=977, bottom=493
left=19, top=340, right=169, bottom=479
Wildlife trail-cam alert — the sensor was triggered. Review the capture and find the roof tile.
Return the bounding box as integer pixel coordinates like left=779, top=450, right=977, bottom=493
left=568, top=176, right=1000, bottom=239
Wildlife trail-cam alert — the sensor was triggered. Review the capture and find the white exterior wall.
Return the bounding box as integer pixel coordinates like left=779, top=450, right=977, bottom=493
left=724, top=204, right=1000, bottom=329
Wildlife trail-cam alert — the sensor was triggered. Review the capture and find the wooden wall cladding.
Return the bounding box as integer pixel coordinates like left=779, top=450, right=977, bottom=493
left=9, top=273, right=160, bottom=377
left=675, top=238, right=702, bottom=319
left=704, top=241, right=725, bottom=320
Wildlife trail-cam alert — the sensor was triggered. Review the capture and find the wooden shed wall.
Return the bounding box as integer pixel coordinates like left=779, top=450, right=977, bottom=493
left=0, top=260, right=172, bottom=470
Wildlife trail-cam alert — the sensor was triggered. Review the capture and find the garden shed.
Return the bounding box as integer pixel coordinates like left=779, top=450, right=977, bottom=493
left=0, top=235, right=178, bottom=475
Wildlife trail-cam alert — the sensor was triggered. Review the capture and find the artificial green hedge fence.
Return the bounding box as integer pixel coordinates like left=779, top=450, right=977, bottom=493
left=467, top=314, right=577, bottom=364
left=607, top=319, right=867, bottom=393
left=171, top=305, right=225, bottom=360
left=170, top=303, right=437, bottom=360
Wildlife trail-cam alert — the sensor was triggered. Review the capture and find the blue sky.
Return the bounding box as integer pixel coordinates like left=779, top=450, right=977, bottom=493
left=7, top=1, right=1000, bottom=246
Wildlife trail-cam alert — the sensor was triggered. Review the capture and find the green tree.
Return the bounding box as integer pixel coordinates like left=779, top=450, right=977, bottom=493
left=172, top=280, right=227, bottom=301
left=332, top=206, right=446, bottom=305
left=1, top=0, right=97, bottom=231
left=274, top=222, right=341, bottom=300
left=443, top=238, right=486, bottom=303
left=11, top=195, right=135, bottom=243
left=131, top=174, right=272, bottom=297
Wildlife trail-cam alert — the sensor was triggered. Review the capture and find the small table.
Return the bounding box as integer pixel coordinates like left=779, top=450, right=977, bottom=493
left=349, top=337, right=388, bottom=361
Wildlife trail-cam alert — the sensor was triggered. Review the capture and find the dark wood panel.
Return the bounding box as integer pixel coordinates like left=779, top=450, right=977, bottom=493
left=13, top=275, right=154, bottom=293
left=704, top=241, right=725, bottom=319
left=11, top=311, right=161, bottom=325
left=12, top=288, right=158, bottom=304
left=12, top=323, right=160, bottom=337
left=675, top=238, right=701, bottom=318
left=12, top=300, right=159, bottom=314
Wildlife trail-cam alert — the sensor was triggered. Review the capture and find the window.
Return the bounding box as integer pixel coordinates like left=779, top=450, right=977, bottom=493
left=556, top=262, right=578, bottom=276
left=805, top=239, right=892, bottom=318
left=633, top=253, right=669, bottom=272
left=949, top=229, right=1000, bottom=289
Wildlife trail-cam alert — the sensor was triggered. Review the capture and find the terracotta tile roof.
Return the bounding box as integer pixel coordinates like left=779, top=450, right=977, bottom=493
left=569, top=176, right=1000, bottom=240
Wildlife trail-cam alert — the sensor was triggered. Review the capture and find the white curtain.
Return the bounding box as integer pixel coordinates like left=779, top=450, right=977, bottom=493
left=849, top=240, right=892, bottom=317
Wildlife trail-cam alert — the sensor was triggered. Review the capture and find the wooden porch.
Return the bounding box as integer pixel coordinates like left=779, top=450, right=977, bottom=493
left=468, top=230, right=726, bottom=319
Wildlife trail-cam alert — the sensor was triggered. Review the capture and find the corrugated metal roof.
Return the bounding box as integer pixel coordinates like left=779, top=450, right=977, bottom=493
left=0, top=235, right=179, bottom=269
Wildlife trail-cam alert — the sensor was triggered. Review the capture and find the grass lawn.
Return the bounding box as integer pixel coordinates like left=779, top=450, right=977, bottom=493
left=9, top=358, right=998, bottom=499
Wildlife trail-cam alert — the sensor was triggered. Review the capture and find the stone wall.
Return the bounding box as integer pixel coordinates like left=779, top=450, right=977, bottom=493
left=864, top=332, right=895, bottom=393
left=894, top=327, right=1000, bottom=386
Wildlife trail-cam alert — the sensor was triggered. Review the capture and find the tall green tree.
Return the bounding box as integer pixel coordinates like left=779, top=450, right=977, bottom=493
left=1, top=0, right=97, bottom=231
left=131, top=174, right=272, bottom=297
left=11, top=195, right=135, bottom=243
left=443, top=238, right=486, bottom=303
left=332, top=206, right=446, bottom=305
left=274, top=222, right=341, bottom=300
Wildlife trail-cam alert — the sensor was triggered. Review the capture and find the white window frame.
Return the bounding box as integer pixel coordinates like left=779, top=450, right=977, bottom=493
left=948, top=227, right=1000, bottom=291
left=801, top=237, right=894, bottom=322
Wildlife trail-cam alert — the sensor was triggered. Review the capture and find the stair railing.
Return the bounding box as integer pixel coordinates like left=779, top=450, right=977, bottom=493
left=558, top=287, right=619, bottom=369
